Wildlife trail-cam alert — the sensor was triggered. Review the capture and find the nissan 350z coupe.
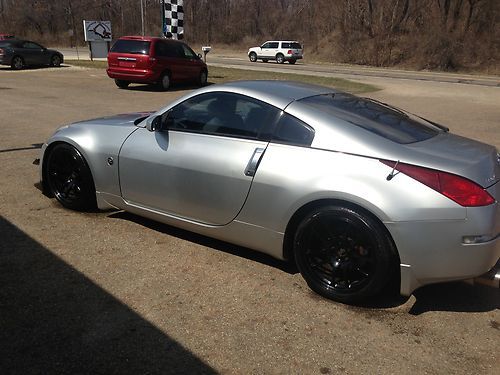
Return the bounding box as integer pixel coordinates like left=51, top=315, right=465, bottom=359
left=39, top=81, right=499, bottom=303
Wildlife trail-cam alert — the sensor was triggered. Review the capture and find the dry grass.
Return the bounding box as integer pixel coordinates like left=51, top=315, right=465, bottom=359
left=65, top=60, right=378, bottom=94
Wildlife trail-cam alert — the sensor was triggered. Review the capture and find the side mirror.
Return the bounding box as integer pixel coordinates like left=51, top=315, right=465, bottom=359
left=146, top=115, right=162, bottom=132
left=197, top=53, right=202, bottom=59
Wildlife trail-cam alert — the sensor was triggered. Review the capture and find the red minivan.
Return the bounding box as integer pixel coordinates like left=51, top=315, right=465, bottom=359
left=107, top=36, right=208, bottom=90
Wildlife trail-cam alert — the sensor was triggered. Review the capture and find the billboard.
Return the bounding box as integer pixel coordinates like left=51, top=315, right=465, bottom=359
left=83, top=20, right=112, bottom=42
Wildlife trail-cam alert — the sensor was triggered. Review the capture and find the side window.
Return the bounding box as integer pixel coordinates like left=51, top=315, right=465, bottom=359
left=163, top=92, right=280, bottom=139
left=23, top=42, right=42, bottom=49
left=181, top=44, right=196, bottom=59
left=281, top=42, right=291, bottom=49
left=269, top=42, right=279, bottom=49
left=261, top=42, right=271, bottom=49
left=272, top=113, right=315, bottom=146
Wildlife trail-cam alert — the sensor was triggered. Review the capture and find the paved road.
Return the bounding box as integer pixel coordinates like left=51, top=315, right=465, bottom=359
left=58, top=46, right=500, bottom=87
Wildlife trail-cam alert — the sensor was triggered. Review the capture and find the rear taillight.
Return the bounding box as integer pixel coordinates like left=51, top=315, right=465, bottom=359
left=287, top=50, right=293, bottom=54
left=380, top=160, right=495, bottom=207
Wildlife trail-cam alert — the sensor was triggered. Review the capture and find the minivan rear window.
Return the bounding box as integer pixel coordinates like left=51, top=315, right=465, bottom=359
left=299, top=94, right=439, bottom=144
left=110, top=40, right=150, bottom=55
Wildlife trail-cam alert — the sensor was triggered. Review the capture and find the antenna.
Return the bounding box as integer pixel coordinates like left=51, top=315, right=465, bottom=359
left=386, top=160, right=400, bottom=181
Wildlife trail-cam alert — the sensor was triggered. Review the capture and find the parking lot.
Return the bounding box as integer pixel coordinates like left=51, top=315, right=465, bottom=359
left=0, top=65, right=499, bottom=374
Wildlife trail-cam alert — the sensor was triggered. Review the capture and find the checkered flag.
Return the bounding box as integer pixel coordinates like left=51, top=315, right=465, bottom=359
left=163, top=0, right=184, bottom=40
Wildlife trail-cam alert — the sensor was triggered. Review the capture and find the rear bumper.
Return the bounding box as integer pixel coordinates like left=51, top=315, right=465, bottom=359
left=386, top=202, right=500, bottom=295
left=106, top=68, right=160, bottom=83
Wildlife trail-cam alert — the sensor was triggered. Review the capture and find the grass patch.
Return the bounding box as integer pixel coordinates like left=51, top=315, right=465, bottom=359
left=65, top=60, right=378, bottom=94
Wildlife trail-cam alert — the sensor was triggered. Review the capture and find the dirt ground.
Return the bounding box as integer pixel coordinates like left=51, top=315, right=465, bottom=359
left=0, top=65, right=498, bottom=374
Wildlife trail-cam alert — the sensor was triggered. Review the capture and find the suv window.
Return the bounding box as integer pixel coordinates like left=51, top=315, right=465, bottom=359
left=300, top=94, right=439, bottom=144
left=163, top=92, right=280, bottom=139
left=281, top=42, right=291, bottom=48
left=290, top=42, right=302, bottom=49
left=272, top=113, right=315, bottom=146
left=111, top=40, right=150, bottom=55
left=268, top=42, right=279, bottom=49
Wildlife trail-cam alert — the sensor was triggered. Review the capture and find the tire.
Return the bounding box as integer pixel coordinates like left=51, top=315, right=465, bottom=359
left=262, top=59, right=268, bottom=63
left=293, top=205, right=397, bottom=304
left=45, top=143, right=97, bottom=211
left=157, top=72, right=171, bottom=91
left=11, top=56, right=24, bottom=70
left=114, top=79, right=130, bottom=89
left=51, top=54, right=62, bottom=67
left=249, top=52, right=257, bottom=62
left=198, top=69, right=208, bottom=86
left=289, top=59, right=296, bottom=65
left=276, top=54, right=285, bottom=64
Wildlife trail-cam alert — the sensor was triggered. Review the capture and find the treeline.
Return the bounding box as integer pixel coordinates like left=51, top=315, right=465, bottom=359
left=0, top=0, right=498, bottom=72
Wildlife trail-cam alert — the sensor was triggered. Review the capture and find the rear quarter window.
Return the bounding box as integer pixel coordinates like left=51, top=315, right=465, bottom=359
left=272, top=113, right=315, bottom=146
left=299, top=94, right=439, bottom=144
left=111, top=40, right=151, bottom=55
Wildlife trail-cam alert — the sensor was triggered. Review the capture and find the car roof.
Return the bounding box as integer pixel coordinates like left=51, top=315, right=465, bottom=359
left=199, top=80, right=337, bottom=110
left=118, top=36, right=182, bottom=43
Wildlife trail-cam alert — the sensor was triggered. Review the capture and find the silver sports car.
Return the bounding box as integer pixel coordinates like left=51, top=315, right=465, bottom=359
left=39, top=80, right=499, bottom=303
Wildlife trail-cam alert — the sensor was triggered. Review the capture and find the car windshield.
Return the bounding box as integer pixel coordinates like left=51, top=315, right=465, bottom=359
left=110, top=40, right=150, bottom=55
left=299, top=94, right=440, bottom=144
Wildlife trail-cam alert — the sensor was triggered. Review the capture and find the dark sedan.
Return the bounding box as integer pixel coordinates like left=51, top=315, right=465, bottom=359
left=0, top=39, right=63, bottom=69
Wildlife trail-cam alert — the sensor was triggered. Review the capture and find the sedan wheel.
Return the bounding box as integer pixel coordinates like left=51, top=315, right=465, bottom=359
left=11, top=56, right=24, bottom=70
left=249, top=52, right=257, bottom=62
left=294, top=205, right=397, bottom=303
left=45, top=143, right=96, bottom=211
left=51, top=55, right=62, bottom=67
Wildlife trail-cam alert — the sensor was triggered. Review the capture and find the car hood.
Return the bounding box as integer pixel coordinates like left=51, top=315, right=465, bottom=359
left=69, top=112, right=153, bottom=128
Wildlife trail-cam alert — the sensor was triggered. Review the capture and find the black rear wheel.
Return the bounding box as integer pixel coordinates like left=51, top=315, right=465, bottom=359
left=45, top=143, right=96, bottom=211
left=51, top=54, right=62, bottom=67
left=115, top=79, right=130, bottom=89
left=294, top=205, right=397, bottom=303
left=11, top=56, right=24, bottom=70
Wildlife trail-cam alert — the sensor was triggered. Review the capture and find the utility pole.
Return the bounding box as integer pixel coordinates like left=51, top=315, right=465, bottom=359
left=140, top=0, right=145, bottom=35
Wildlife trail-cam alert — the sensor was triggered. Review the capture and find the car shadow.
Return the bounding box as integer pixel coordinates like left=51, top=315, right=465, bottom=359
left=108, top=211, right=298, bottom=275
left=0, top=65, right=67, bottom=71
left=408, top=281, right=499, bottom=315
left=0, top=215, right=217, bottom=374
left=122, top=82, right=214, bottom=93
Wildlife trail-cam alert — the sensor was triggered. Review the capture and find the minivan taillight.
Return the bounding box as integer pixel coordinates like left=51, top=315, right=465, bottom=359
left=380, top=160, right=495, bottom=207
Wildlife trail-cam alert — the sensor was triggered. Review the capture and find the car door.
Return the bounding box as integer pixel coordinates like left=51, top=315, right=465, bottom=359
left=118, top=92, right=281, bottom=226
left=260, top=42, right=277, bottom=59
left=179, top=43, right=203, bottom=80
left=154, top=41, right=187, bottom=81
left=21, top=41, right=47, bottom=65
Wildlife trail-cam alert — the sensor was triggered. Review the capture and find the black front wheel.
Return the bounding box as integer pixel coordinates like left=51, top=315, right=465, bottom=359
left=51, top=54, right=62, bottom=67
left=45, top=143, right=97, bottom=211
left=294, top=205, right=397, bottom=303
left=115, top=79, right=130, bottom=89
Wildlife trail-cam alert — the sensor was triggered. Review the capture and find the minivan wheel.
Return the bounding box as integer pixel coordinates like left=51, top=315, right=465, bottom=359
left=294, top=205, right=397, bottom=304
left=198, top=70, right=208, bottom=86
left=249, top=52, right=257, bottom=62
left=114, top=79, right=130, bottom=89
left=158, top=73, right=171, bottom=91
left=276, top=54, right=285, bottom=64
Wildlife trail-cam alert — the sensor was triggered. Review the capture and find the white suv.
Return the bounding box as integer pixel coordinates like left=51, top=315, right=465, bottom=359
left=248, top=41, right=303, bottom=64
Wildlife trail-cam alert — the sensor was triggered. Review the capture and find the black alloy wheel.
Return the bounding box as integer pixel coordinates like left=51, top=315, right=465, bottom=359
left=199, top=69, right=208, bottom=86
left=45, top=143, right=96, bottom=211
left=294, top=205, right=397, bottom=303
